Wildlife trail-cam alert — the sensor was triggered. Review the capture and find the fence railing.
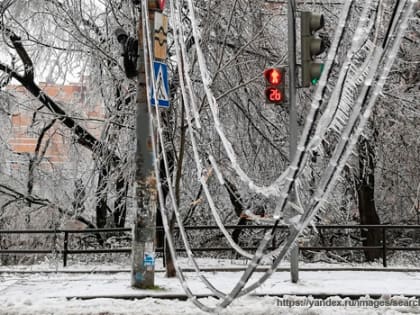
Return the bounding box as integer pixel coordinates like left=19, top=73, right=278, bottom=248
left=0, top=225, right=419, bottom=267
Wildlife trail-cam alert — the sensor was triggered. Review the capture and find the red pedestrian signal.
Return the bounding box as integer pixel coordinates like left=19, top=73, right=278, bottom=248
left=265, top=68, right=282, bottom=85
left=264, top=68, right=285, bottom=104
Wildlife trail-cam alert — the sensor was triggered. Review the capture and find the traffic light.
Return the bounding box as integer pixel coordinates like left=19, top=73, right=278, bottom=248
left=300, top=11, right=326, bottom=87
left=264, top=68, right=285, bottom=104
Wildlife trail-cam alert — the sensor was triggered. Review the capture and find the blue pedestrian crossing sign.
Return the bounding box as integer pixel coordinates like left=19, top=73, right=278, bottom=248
left=150, top=61, right=170, bottom=108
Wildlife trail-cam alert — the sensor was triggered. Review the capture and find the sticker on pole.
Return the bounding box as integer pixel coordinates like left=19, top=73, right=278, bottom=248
left=144, top=253, right=155, bottom=270
left=150, top=61, right=170, bottom=108
left=154, top=12, right=168, bottom=60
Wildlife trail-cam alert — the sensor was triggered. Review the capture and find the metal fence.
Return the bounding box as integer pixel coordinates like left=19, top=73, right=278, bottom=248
left=1, top=225, right=419, bottom=267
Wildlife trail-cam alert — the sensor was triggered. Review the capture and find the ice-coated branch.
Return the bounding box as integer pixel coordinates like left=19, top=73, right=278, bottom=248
left=0, top=25, right=120, bottom=164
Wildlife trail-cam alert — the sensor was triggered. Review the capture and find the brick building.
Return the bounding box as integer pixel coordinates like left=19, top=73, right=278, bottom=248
left=4, top=83, right=103, bottom=166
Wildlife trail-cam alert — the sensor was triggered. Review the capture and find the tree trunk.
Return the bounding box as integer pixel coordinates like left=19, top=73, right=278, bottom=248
left=95, top=163, right=109, bottom=228
left=113, top=173, right=128, bottom=227
left=164, top=214, right=177, bottom=277
left=155, top=148, right=175, bottom=277
left=111, top=84, right=134, bottom=227
left=224, top=179, right=246, bottom=244
left=357, top=138, right=382, bottom=261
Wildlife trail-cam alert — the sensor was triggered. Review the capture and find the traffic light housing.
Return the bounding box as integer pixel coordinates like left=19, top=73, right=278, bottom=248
left=301, top=11, right=326, bottom=87
left=264, top=68, right=285, bottom=104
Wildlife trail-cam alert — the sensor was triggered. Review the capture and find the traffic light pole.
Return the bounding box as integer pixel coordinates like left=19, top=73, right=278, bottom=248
left=131, top=1, right=157, bottom=289
left=287, top=0, right=299, bottom=283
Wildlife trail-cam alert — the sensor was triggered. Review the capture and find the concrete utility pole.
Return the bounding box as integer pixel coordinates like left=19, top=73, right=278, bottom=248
left=131, top=0, right=158, bottom=289
left=287, top=0, right=299, bottom=283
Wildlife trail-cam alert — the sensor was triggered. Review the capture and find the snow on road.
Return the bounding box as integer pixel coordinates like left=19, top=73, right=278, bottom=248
left=2, top=295, right=420, bottom=315
left=0, top=265, right=419, bottom=315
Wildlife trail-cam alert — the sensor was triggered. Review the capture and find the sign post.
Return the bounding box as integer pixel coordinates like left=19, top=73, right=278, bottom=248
left=288, top=0, right=299, bottom=284
left=131, top=0, right=167, bottom=290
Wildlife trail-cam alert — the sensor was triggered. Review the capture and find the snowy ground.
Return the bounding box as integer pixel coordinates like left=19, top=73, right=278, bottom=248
left=1, top=259, right=419, bottom=314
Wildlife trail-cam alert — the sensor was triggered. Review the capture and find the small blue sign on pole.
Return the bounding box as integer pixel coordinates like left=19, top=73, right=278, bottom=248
left=150, top=61, right=170, bottom=108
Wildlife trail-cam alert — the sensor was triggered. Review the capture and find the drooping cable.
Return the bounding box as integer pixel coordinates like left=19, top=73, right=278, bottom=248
left=139, top=0, right=415, bottom=311
left=140, top=0, right=226, bottom=304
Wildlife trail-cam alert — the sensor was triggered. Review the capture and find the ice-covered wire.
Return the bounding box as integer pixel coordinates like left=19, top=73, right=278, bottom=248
left=140, top=0, right=226, bottom=302
left=144, top=0, right=296, bottom=311
left=143, top=0, right=275, bottom=309
left=184, top=0, right=290, bottom=197
left=167, top=1, right=350, bottom=312
left=139, top=1, right=215, bottom=309
left=312, top=0, right=376, bottom=139
left=183, top=0, right=353, bottom=202
left=178, top=0, right=352, bottom=308
left=171, top=0, right=290, bottom=261
left=143, top=0, right=413, bottom=311
left=180, top=0, right=410, bottom=312
left=180, top=3, right=369, bottom=275
left=236, top=0, right=415, bottom=298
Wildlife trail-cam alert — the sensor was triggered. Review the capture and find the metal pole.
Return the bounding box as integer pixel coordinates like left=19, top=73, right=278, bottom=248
left=287, top=0, right=299, bottom=283
left=382, top=227, right=387, bottom=267
left=131, top=1, right=157, bottom=289
left=63, top=231, right=68, bottom=267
